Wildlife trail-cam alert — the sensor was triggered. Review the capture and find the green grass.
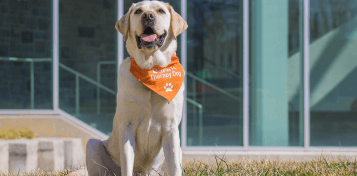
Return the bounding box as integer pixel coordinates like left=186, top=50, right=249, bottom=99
left=2, top=155, right=357, bottom=176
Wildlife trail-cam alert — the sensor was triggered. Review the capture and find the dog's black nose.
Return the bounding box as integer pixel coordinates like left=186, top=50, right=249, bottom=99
left=142, top=11, right=155, bottom=20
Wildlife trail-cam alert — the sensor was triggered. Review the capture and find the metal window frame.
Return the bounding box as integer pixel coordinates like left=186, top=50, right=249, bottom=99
left=181, top=0, right=188, bottom=150
left=53, top=0, right=59, bottom=112
left=180, top=0, right=357, bottom=152
left=302, top=0, right=311, bottom=150
left=3, top=0, right=357, bottom=152
left=243, top=0, right=249, bottom=150
left=118, top=0, right=124, bottom=68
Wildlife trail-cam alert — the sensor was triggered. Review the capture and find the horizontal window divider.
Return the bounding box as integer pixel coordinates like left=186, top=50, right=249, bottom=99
left=0, top=110, right=57, bottom=115
left=182, top=146, right=357, bottom=152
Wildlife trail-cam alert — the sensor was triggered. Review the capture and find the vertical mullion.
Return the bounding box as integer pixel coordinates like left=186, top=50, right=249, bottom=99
left=303, top=0, right=310, bottom=149
left=53, top=0, right=59, bottom=111
left=118, top=0, right=123, bottom=68
left=300, top=0, right=310, bottom=149
left=181, top=0, right=187, bottom=149
left=117, top=0, right=123, bottom=93
left=243, top=0, right=249, bottom=150
left=299, top=0, right=304, bottom=147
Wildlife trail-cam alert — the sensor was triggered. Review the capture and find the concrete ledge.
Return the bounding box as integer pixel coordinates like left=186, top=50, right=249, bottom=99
left=0, top=114, right=108, bottom=155
left=0, top=142, right=9, bottom=174
left=182, top=151, right=357, bottom=163
left=8, top=140, right=38, bottom=174
left=0, top=138, right=84, bottom=174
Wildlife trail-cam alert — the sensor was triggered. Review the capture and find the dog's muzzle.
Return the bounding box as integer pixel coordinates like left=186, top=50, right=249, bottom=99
left=136, top=11, right=167, bottom=49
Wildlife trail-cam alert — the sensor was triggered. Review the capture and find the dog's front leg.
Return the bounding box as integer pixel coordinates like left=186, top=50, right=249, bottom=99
left=162, top=125, right=182, bottom=176
left=119, top=125, right=136, bottom=176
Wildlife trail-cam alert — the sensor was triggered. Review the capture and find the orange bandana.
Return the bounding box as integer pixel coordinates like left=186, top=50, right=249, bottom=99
left=130, top=54, right=184, bottom=103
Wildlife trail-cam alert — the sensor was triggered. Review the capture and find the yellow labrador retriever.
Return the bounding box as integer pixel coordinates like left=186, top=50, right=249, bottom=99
left=85, top=1, right=187, bottom=176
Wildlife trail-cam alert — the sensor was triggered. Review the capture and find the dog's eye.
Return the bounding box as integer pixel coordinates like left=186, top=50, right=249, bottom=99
left=158, top=9, right=165, bottom=14
left=134, top=9, right=142, bottom=14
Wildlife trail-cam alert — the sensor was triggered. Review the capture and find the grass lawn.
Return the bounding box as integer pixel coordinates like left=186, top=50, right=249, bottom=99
left=2, top=155, right=357, bottom=175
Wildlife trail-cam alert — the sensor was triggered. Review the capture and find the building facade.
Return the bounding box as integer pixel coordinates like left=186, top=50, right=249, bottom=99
left=1, top=0, right=357, bottom=151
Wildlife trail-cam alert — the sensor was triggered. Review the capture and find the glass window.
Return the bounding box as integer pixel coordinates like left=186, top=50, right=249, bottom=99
left=186, top=0, right=243, bottom=146
left=249, top=0, right=303, bottom=146
left=309, top=0, right=357, bottom=146
left=0, top=0, right=53, bottom=109
left=59, top=0, right=117, bottom=136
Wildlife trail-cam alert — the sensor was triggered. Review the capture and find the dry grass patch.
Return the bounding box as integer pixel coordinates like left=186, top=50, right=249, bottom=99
left=0, top=165, right=85, bottom=176
left=1, top=155, right=357, bottom=175
left=182, top=155, right=357, bottom=176
left=0, top=128, right=36, bottom=139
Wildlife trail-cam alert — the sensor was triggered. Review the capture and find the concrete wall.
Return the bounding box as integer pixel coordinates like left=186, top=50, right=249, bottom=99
left=0, top=114, right=106, bottom=156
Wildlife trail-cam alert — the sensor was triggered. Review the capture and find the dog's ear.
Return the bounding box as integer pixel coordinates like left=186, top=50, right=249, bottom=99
left=165, top=3, right=188, bottom=39
left=116, top=3, right=135, bottom=41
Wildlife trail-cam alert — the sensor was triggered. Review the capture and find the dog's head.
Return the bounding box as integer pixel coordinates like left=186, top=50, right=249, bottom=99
left=115, top=1, right=187, bottom=69
left=116, top=1, right=187, bottom=50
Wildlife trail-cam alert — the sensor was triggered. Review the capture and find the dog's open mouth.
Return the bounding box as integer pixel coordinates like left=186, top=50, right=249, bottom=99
left=136, top=27, right=166, bottom=49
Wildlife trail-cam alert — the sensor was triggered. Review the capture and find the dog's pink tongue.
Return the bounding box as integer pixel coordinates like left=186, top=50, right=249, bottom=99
left=142, top=34, right=157, bottom=42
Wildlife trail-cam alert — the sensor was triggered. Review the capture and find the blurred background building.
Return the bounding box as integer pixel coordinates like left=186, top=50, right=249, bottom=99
left=1, top=0, right=357, bottom=151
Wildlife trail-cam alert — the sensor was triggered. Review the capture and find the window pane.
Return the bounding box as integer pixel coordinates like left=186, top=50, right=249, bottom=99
left=0, top=0, right=53, bottom=109
left=59, top=0, right=117, bottom=136
left=249, top=0, right=303, bottom=146
left=186, top=0, right=243, bottom=146
left=309, top=0, right=357, bottom=146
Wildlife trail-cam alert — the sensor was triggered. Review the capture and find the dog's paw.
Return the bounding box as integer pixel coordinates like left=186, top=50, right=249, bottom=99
left=164, top=82, right=173, bottom=92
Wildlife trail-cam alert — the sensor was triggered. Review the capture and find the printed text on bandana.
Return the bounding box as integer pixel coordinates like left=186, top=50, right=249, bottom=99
left=150, top=66, right=182, bottom=80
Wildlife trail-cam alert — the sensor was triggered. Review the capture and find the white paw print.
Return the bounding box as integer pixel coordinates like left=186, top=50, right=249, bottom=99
left=164, top=83, right=173, bottom=92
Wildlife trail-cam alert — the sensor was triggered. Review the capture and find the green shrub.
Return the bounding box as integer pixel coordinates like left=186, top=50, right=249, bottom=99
left=0, top=128, right=36, bottom=139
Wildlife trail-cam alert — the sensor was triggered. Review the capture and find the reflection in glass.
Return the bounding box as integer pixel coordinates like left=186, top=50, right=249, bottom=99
left=186, top=0, right=243, bottom=146
left=0, top=0, right=53, bottom=109
left=309, top=0, right=357, bottom=146
left=59, top=0, right=117, bottom=135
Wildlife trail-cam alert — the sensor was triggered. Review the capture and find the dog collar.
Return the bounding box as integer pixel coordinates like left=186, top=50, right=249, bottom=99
left=130, top=54, right=184, bottom=103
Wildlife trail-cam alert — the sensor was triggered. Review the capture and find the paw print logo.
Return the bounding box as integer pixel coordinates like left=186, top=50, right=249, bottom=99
left=164, top=83, right=173, bottom=92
